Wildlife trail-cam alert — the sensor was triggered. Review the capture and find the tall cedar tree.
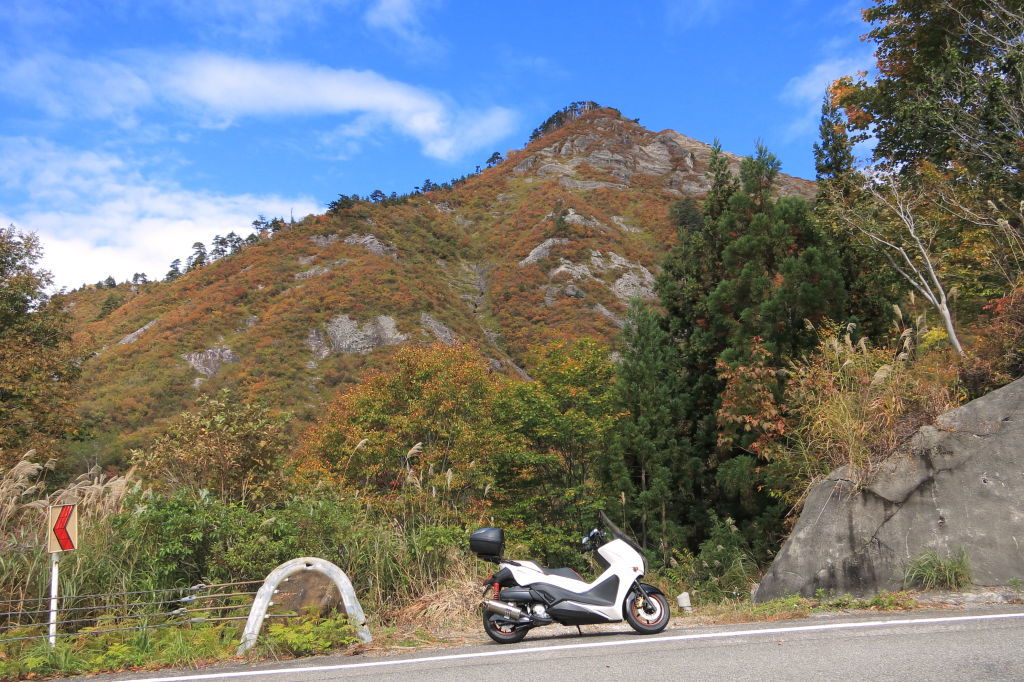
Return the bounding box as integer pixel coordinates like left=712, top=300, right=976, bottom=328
left=654, top=191, right=722, bottom=550
left=603, top=301, right=698, bottom=561
left=656, top=144, right=848, bottom=557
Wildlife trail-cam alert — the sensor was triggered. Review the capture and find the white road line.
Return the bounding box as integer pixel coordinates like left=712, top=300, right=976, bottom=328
left=125, top=612, right=1024, bottom=681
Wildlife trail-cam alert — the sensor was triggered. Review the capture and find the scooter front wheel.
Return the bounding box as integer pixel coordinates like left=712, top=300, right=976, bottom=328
left=483, top=611, right=529, bottom=644
left=623, top=589, right=670, bottom=634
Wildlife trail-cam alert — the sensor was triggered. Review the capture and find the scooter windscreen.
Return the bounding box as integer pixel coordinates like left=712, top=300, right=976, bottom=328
left=598, top=511, right=647, bottom=574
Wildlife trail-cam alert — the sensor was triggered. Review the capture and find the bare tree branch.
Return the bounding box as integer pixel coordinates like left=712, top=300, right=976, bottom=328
left=832, top=170, right=966, bottom=356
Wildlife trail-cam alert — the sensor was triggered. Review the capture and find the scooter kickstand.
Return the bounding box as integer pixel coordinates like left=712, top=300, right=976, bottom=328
left=576, top=625, right=582, bottom=636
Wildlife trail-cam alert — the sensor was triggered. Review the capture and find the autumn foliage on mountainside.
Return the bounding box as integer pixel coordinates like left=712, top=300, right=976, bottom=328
left=58, top=106, right=814, bottom=469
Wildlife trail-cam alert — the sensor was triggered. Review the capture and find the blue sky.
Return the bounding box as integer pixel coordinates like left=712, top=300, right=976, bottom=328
left=0, top=0, right=875, bottom=290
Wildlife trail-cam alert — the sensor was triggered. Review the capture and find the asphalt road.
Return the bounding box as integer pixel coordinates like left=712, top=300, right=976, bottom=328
left=72, top=606, right=1024, bottom=682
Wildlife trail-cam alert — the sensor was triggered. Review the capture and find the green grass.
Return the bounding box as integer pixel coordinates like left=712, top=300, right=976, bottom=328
left=0, top=624, right=232, bottom=680
left=903, top=548, right=973, bottom=591
left=0, top=613, right=361, bottom=681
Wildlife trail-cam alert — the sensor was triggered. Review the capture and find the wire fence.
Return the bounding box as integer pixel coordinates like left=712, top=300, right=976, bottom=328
left=0, top=580, right=271, bottom=646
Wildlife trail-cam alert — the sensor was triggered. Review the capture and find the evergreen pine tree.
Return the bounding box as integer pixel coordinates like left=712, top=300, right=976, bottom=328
left=813, top=95, right=855, bottom=195
left=210, top=235, right=228, bottom=260
left=703, top=140, right=738, bottom=221
left=654, top=194, right=724, bottom=550
left=186, top=242, right=207, bottom=271
left=225, top=232, right=243, bottom=254
left=706, top=145, right=846, bottom=363
left=657, top=197, right=718, bottom=334
left=165, top=259, right=182, bottom=282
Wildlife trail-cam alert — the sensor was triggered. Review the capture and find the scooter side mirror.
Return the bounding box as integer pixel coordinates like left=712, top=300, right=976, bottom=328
left=580, top=528, right=604, bottom=552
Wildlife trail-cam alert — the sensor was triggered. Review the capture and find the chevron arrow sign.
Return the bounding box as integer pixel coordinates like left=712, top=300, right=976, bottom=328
left=47, top=504, right=78, bottom=553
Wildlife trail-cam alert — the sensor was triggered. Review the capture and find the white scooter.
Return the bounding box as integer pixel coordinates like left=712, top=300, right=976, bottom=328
left=470, top=512, right=670, bottom=643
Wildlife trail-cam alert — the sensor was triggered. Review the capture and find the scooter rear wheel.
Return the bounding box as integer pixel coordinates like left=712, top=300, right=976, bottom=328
left=483, top=611, right=529, bottom=644
left=623, top=590, right=670, bottom=634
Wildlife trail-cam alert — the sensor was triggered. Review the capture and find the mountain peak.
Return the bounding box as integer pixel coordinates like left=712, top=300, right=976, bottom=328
left=506, top=105, right=814, bottom=199
left=527, top=101, right=612, bottom=142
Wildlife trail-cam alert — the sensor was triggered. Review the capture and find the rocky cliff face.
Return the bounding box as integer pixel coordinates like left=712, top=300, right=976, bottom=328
left=511, top=113, right=815, bottom=201
left=755, top=377, right=1024, bottom=601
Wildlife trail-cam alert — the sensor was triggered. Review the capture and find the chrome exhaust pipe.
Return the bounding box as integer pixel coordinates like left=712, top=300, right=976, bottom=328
left=483, top=600, right=527, bottom=620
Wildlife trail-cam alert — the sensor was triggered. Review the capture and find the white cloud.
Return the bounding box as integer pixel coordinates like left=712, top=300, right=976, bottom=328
left=0, top=137, right=318, bottom=290
left=421, top=107, right=518, bottom=160
left=0, top=0, right=73, bottom=36
left=167, top=55, right=440, bottom=120
left=3, top=1, right=431, bottom=48
left=163, top=54, right=515, bottom=158
left=665, top=0, right=730, bottom=30
left=0, top=53, right=154, bottom=125
left=779, top=55, right=872, bottom=141
left=158, top=0, right=354, bottom=42
left=164, top=0, right=439, bottom=46
left=363, top=0, right=441, bottom=54
left=364, top=0, right=418, bottom=32
left=0, top=52, right=516, bottom=160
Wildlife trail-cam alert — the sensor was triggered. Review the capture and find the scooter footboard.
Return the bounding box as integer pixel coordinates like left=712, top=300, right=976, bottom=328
left=547, top=602, right=617, bottom=625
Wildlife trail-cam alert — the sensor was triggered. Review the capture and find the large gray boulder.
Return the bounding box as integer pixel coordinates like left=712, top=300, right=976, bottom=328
left=755, top=377, right=1024, bottom=601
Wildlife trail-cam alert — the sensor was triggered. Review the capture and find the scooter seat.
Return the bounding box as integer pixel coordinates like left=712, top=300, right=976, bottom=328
left=539, top=566, right=583, bottom=580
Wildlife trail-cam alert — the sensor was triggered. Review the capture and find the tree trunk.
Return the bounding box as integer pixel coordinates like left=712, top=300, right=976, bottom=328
left=937, top=300, right=966, bottom=358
